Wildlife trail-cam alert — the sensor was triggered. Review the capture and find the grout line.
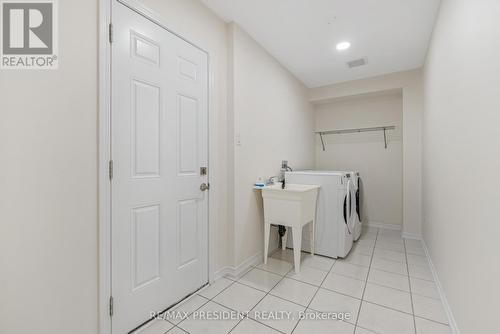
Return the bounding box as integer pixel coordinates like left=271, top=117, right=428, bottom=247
left=173, top=279, right=238, bottom=331
left=414, top=314, right=451, bottom=326
left=226, top=252, right=306, bottom=334
left=289, top=254, right=338, bottom=334
left=403, top=238, right=418, bottom=334
left=354, top=227, right=379, bottom=331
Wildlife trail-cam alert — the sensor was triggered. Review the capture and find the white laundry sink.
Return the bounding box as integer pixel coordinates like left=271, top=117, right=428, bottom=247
left=261, top=183, right=320, bottom=273
left=261, top=184, right=320, bottom=226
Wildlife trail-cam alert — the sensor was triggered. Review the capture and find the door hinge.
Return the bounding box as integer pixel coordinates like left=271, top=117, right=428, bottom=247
left=109, top=296, right=114, bottom=317
left=108, top=160, right=114, bottom=180
left=108, top=23, right=113, bottom=43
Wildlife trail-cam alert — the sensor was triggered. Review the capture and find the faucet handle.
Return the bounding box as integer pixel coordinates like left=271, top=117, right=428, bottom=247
left=267, top=176, right=278, bottom=185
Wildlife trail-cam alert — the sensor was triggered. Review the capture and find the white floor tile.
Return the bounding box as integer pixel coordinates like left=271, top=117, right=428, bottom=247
left=198, top=278, right=234, bottom=299
left=356, top=239, right=376, bottom=248
left=213, top=282, right=266, bottom=313
left=286, top=265, right=328, bottom=286
left=178, top=301, right=241, bottom=334
left=230, top=318, right=281, bottom=334
left=415, top=317, right=452, bottom=334
left=363, top=283, right=412, bottom=313
left=375, top=241, right=405, bottom=253
left=355, top=326, right=377, bottom=334
left=368, top=268, right=410, bottom=292
left=373, top=248, right=406, bottom=263
left=308, top=288, right=361, bottom=324
left=357, top=302, right=415, bottom=334
left=378, top=229, right=401, bottom=238
left=257, top=257, right=294, bottom=275
left=405, top=239, right=423, bottom=248
left=406, top=243, right=425, bottom=255
left=409, top=264, right=434, bottom=281
left=250, top=295, right=305, bottom=334
left=301, top=253, right=336, bottom=271
left=350, top=244, right=374, bottom=256
left=167, top=295, right=210, bottom=324
left=166, top=327, right=188, bottom=334
left=332, top=262, right=369, bottom=281
left=270, top=277, right=318, bottom=306
left=342, top=253, right=372, bottom=267
left=411, top=277, right=440, bottom=299
left=377, top=236, right=404, bottom=245
left=293, top=311, right=355, bottom=334
left=238, top=268, right=282, bottom=292
left=358, top=232, right=377, bottom=240
left=412, top=294, right=448, bottom=324
left=321, top=273, right=365, bottom=299
left=134, top=320, right=174, bottom=334
left=371, top=257, right=408, bottom=275
left=270, top=248, right=294, bottom=263
left=407, top=253, right=429, bottom=267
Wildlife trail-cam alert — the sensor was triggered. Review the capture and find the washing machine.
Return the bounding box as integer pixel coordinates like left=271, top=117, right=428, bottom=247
left=350, top=171, right=363, bottom=241
left=285, top=171, right=355, bottom=258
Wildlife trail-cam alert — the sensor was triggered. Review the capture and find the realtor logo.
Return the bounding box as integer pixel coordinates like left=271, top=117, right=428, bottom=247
left=1, top=0, right=58, bottom=69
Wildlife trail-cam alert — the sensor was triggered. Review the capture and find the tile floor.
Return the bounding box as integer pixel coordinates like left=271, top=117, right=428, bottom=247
left=135, top=228, right=451, bottom=334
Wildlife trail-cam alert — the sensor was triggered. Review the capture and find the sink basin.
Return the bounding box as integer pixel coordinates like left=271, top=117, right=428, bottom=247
left=261, top=183, right=320, bottom=273
left=262, top=183, right=320, bottom=193
left=261, top=183, right=319, bottom=226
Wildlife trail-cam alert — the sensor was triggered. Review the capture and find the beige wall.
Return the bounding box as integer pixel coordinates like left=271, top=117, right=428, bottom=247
left=228, top=24, right=315, bottom=266
left=422, top=0, right=500, bottom=333
left=315, top=92, right=403, bottom=227
left=309, top=69, right=423, bottom=237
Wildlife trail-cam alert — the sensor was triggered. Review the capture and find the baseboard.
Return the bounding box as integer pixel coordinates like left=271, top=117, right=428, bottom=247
left=421, top=240, right=461, bottom=334
left=401, top=232, right=422, bottom=240
left=366, top=221, right=402, bottom=231
left=213, top=251, right=263, bottom=281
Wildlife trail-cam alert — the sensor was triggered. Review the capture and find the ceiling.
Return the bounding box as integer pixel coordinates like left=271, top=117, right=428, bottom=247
left=201, top=0, right=441, bottom=88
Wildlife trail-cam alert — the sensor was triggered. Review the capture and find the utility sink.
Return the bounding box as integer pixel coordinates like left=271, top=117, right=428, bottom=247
left=261, top=183, right=320, bottom=273
left=261, top=184, right=320, bottom=226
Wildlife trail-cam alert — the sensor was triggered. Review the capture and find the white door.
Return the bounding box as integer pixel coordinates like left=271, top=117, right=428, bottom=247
left=111, top=1, right=209, bottom=332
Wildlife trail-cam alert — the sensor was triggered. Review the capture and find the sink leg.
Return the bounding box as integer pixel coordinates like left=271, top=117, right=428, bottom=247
left=264, top=222, right=271, bottom=264
left=282, top=228, right=288, bottom=250
left=292, top=227, right=302, bottom=274
left=309, top=220, right=315, bottom=256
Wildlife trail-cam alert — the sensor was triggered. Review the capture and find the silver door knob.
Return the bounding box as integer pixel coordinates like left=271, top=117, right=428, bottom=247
left=200, top=183, right=210, bottom=191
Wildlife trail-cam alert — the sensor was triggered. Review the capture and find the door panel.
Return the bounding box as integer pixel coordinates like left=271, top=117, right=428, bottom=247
left=111, top=1, right=208, bottom=332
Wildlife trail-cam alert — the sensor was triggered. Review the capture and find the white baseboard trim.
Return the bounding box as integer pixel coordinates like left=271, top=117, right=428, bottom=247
left=401, top=232, right=422, bottom=240
left=213, top=251, right=263, bottom=281
left=366, top=221, right=402, bottom=231
left=421, top=240, right=461, bottom=334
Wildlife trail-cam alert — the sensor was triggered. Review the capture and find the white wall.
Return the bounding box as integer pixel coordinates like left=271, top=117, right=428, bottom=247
left=315, top=92, right=403, bottom=227
left=309, top=69, right=423, bottom=237
left=0, top=0, right=230, bottom=333
left=422, top=1, right=500, bottom=333
left=0, top=1, right=98, bottom=333
left=228, top=24, right=315, bottom=266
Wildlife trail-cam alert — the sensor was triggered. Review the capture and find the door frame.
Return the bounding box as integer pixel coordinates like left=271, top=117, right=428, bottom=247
left=98, top=0, right=217, bottom=333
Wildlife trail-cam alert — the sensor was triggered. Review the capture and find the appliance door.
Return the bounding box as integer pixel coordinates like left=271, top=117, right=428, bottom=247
left=343, top=180, right=355, bottom=235
left=356, top=176, right=362, bottom=222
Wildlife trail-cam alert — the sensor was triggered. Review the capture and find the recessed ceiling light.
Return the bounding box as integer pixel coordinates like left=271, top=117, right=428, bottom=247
left=336, top=41, right=351, bottom=51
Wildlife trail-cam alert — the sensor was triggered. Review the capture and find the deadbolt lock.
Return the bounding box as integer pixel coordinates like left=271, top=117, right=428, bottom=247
left=200, top=183, right=210, bottom=191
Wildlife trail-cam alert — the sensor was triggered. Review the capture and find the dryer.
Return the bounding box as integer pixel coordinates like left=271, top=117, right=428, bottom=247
left=285, top=171, right=355, bottom=258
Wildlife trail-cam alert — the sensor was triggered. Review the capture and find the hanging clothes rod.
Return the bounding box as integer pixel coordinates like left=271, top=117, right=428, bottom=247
left=315, top=125, right=396, bottom=151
